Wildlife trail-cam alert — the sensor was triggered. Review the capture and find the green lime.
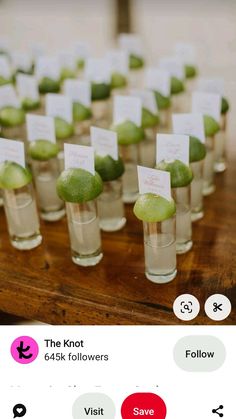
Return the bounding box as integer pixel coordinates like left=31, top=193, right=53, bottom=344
left=189, top=136, right=206, bottom=163
left=16, top=68, right=34, bottom=76
left=60, top=68, right=77, bottom=81
left=91, top=83, right=111, bottom=101
left=133, top=193, right=176, bottom=222
left=0, top=76, right=12, bottom=86
left=38, top=77, right=60, bottom=94
left=204, top=115, right=220, bottom=137
left=156, top=159, right=193, bottom=188
left=22, top=98, right=40, bottom=111
left=95, top=154, right=124, bottom=181
left=154, top=91, right=171, bottom=110
left=111, top=120, right=145, bottom=145
left=57, top=168, right=103, bottom=203
left=221, top=97, right=229, bottom=115
left=111, top=72, right=127, bottom=89
left=0, top=161, right=32, bottom=190
left=73, top=102, right=92, bottom=122
left=28, top=139, right=59, bottom=161
left=129, top=54, right=144, bottom=69
left=185, top=65, right=198, bottom=79
left=142, top=107, right=159, bottom=128
left=0, top=106, right=25, bottom=127
left=77, top=59, right=85, bottom=70
left=171, top=77, right=185, bottom=95
left=55, top=117, right=74, bottom=140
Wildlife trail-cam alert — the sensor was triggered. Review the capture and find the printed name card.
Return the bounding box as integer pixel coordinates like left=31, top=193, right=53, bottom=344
left=35, top=56, right=60, bottom=81
left=16, top=74, right=39, bottom=101
left=106, top=50, right=129, bottom=75
left=0, top=85, right=20, bottom=108
left=113, top=95, right=142, bottom=126
left=137, top=166, right=171, bottom=201
left=130, top=89, right=158, bottom=114
left=144, top=67, right=171, bottom=97
left=159, top=56, right=185, bottom=80
left=11, top=52, right=32, bottom=72
left=197, top=78, right=224, bottom=96
left=174, top=42, right=196, bottom=65
left=64, top=144, right=95, bottom=174
left=85, top=58, right=111, bottom=83
left=0, top=55, right=12, bottom=78
left=192, top=91, right=221, bottom=122
left=63, top=79, right=91, bottom=107
left=58, top=51, right=77, bottom=71
left=156, top=134, right=189, bottom=166
left=26, top=115, right=55, bottom=143
left=46, top=94, right=73, bottom=123
left=172, top=113, right=205, bottom=143
left=0, top=138, right=25, bottom=167
left=118, top=33, right=143, bottom=56
left=91, top=127, right=118, bottom=160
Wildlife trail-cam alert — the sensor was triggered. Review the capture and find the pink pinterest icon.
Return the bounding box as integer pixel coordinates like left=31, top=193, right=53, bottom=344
left=11, top=336, right=39, bottom=364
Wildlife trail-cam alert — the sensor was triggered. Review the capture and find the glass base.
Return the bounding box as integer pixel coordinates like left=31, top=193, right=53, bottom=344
left=191, top=210, right=204, bottom=222
left=145, top=268, right=177, bottom=284
left=40, top=207, right=65, bottom=222
left=122, top=192, right=139, bottom=204
left=176, top=240, right=193, bottom=254
left=58, top=151, right=65, bottom=172
left=214, top=161, right=226, bottom=173
left=203, top=184, right=216, bottom=196
left=72, top=250, right=103, bottom=267
left=100, top=217, right=126, bottom=232
left=11, top=233, right=42, bottom=250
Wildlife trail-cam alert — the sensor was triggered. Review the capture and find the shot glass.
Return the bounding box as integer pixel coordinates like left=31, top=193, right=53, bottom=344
left=119, top=144, right=140, bottom=203
left=92, top=99, right=111, bottom=129
left=203, top=136, right=215, bottom=196
left=214, top=114, right=227, bottom=173
left=31, top=158, right=65, bottom=221
left=159, top=108, right=171, bottom=132
left=97, top=178, right=126, bottom=231
left=143, top=216, right=177, bottom=283
left=140, top=127, right=157, bottom=168
left=74, top=119, right=91, bottom=146
left=172, top=186, right=192, bottom=254
left=66, top=200, right=103, bottom=266
left=190, top=160, right=204, bottom=221
left=3, top=183, right=42, bottom=250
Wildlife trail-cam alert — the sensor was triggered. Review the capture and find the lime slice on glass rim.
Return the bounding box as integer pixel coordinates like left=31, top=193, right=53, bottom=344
left=189, top=136, right=206, bottom=163
left=154, top=91, right=171, bottom=110
left=95, top=154, right=124, bottom=182
left=22, top=98, right=40, bottom=111
left=142, top=107, right=160, bottom=128
left=111, top=120, right=145, bottom=145
left=221, top=97, right=229, bottom=115
left=73, top=102, right=92, bottom=122
left=129, top=54, right=144, bottom=69
left=156, top=159, right=193, bottom=188
left=185, top=65, right=198, bottom=79
left=111, top=72, right=127, bottom=89
left=38, top=77, right=60, bottom=94
left=55, top=117, right=74, bottom=140
left=171, top=77, right=185, bottom=95
left=28, top=139, right=59, bottom=161
left=91, top=83, right=111, bottom=101
left=0, top=161, right=32, bottom=190
left=203, top=115, right=220, bottom=137
left=0, top=106, right=25, bottom=127
left=60, top=68, right=77, bottom=81
left=57, top=168, right=103, bottom=203
left=0, top=76, right=13, bottom=86
left=134, top=193, right=176, bottom=223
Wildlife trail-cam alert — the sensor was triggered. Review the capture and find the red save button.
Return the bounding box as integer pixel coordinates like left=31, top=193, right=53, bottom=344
left=121, top=393, right=167, bottom=419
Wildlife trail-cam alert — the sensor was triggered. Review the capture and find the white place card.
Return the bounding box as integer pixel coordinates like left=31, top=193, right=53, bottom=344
left=159, top=56, right=185, bottom=80
left=46, top=94, right=73, bottom=123
left=85, top=58, right=111, bottom=83
left=156, top=134, right=189, bottom=166
left=35, top=56, right=60, bottom=81
left=0, top=37, right=10, bottom=53
left=64, top=143, right=95, bottom=174
left=174, top=42, right=196, bottom=65
left=106, top=49, right=129, bottom=75
left=91, top=126, right=118, bottom=160
left=192, top=91, right=221, bottom=123
left=26, top=114, right=55, bottom=143
left=113, top=95, right=142, bottom=126
left=58, top=51, right=77, bottom=71
left=197, top=78, right=225, bottom=96
left=130, top=89, right=158, bottom=114
left=0, top=138, right=25, bottom=167
left=0, top=55, right=12, bottom=78
left=118, top=33, right=143, bottom=56
left=172, top=113, right=205, bottom=143
left=137, top=166, right=171, bottom=201
left=144, top=67, right=171, bottom=97
left=16, top=74, right=39, bottom=101
left=0, top=85, right=20, bottom=108
left=63, top=79, right=91, bottom=107
left=74, top=42, right=91, bottom=60
left=11, top=51, right=32, bottom=72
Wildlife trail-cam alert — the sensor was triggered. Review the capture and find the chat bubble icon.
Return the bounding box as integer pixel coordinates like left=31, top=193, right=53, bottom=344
left=13, top=404, right=27, bottom=418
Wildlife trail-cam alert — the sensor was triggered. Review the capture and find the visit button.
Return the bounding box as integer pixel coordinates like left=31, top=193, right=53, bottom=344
left=174, top=335, right=226, bottom=372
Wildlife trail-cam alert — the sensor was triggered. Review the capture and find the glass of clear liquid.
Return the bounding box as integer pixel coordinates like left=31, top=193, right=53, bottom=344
left=172, top=186, right=192, bottom=254
left=97, top=179, right=126, bottom=232
left=203, top=136, right=215, bottom=196
left=214, top=114, right=227, bottom=173
left=190, top=160, right=204, bottom=221
left=140, top=127, right=157, bottom=168
left=119, top=144, right=140, bottom=204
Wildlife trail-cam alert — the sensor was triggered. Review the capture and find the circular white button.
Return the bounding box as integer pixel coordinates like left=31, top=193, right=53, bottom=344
left=204, top=294, right=231, bottom=321
left=173, top=294, right=200, bottom=321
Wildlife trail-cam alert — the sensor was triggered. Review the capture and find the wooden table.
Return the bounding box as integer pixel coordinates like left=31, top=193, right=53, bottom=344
left=0, top=157, right=235, bottom=325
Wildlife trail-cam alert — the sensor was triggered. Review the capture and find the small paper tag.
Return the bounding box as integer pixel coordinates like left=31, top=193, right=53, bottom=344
left=11, top=52, right=32, bottom=72
left=0, top=138, right=25, bottom=167
left=64, top=143, right=95, bottom=174
left=35, top=56, right=60, bottom=81
left=197, top=78, right=225, bottom=96
left=156, top=134, right=189, bottom=166
left=0, top=55, right=12, bottom=78
left=85, top=58, right=111, bottom=83
left=174, top=42, right=196, bottom=65
left=137, top=165, right=171, bottom=201
left=91, top=126, right=118, bottom=160
left=63, top=79, right=91, bottom=107
left=106, top=49, right=129, bottom=76
left=113, top=95, right=142, bottom=126
left=130, top=89, right=158, bottom=114
left=192, top=91, right=221, bottom=122
left=118, top=33, right=143, bottom=56
left=144, top=67, right=171, bottom=97
left=30, top=42, right=45, bottom=59
left=0, top=85, right=20, bottom=108
left=74, top=42, right=91, bottom=60
left=58, top=51, right=77, bottom=71
left=16, top=74, right=39, bottom=101
left=159, top=56, right=185, bottom=80
left=172, top=113, right=205, bottom=143
left=46, top=94, right=73, bottom=123
left=26, top=114, right=55, bottom=143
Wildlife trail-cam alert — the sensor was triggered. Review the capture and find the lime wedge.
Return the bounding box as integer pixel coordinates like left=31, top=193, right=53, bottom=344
left=55, top=117, right=74, bottom=140
left=134, top=193, right=176, bottom=222
left=0, top=76, right=12, bottom=86
left=221, top=97, right=229, bottom=115
left=0, top=106, right=25, bottom=127
left=129, top=54, right=144, bottom=69
left=60, top=68, right=77, bottom=81
left=77, top=59, right=85, bottom=70
left=95, top=154, right=124, bottom=181
left=171, top=77, right=185, bottom=95
left=185, top=65, right=198, bottom=79
left=111, top=72, right=127, bottom=89
left=73, top=102, right=92, bottom=122
left=91, top=83, right=111, bottom=101
left=0, top=161, right=32, bottom=190
left=22, top=98, right=40, bottom=111
left=111, top=120, right=145, bottom=145
left=57, top=168, right=103, bottom=203
left=156, top=159, right=193, bottom=188
left=29, top=139, right=59, bottom=161
left=204, top=115, right=220, bottom=137
left=38, top=77, right=60, bottom=94
left=189, top=136, right=206, bottom=163
left=154, top=91, right=171, bottom=110
left=142, top=107, right=159, bottom=128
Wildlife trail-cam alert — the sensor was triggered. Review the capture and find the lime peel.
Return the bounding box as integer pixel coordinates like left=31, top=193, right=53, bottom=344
left=0, top=106, right=25, bottom=127
left=29, top=140, right=59, bottom=161
left=189, top=136, right=206, bottom=163
left=111, top=120, right=145, bottom=145
left=57, top=168, right=103, bottom=203
left=156, top=159, right=193, bottom=188
left=171, top=77, right=185, bottom=95
left=142, top=107, right=159, bottom=128
left=95, top=154, right=124, bottom=181
left=91, top=83, right=111, bottom=101
left=73, top=102, right=92, bottom=122
left=55, top=117, right=74, bottom=140
left=0, top=161, right=32, bottom=190
left=154, top=91, right=171, bottom=110
left=129, top=54, right=144, bottom=69
left=204, top=115, right=220, bottom=137
left=133, top=193, right=176, bottom=222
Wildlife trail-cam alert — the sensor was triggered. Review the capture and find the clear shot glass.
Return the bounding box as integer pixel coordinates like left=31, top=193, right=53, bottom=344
left=97, top=178, right=126, bottom=231
left=214, top=114, right=227, bottom=173
left=203, top=136, right=215, bottom=196
left=190, top=159, right=204, bottom=221
left=119, top=144, right=140, bottom=203
left=172, top=185, right=192, bottom=254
